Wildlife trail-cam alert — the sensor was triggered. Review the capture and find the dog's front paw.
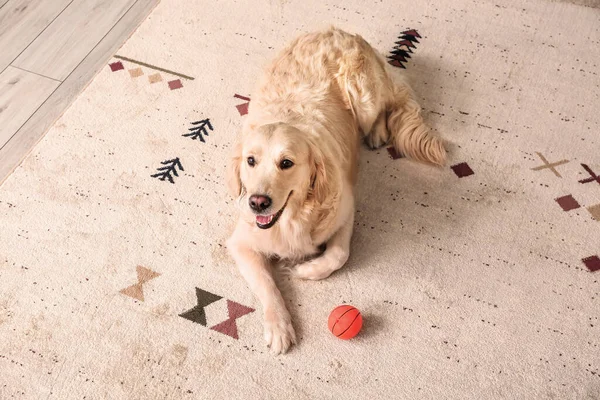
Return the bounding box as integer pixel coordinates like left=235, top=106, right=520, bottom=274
left=294, top=256, right=342, bottom=281
left=264, top=309, right=296, bottom=355
left=364, top=134, right=386, bottom=150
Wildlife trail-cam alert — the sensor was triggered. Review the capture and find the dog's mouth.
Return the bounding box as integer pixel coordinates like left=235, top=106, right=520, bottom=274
left=255, top=192, right=292, bottom=230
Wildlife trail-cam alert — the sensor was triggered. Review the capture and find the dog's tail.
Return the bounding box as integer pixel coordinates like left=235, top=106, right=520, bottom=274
left=386, top=83, right=446, bottom=166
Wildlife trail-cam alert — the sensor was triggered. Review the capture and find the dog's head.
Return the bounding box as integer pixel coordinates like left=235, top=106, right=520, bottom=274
left=226, top=122, right=328, bottom=229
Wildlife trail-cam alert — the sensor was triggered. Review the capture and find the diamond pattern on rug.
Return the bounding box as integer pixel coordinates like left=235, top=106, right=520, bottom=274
left=587, top=204, right=600, bottom=221
left=582, top=255, right=600, bottom=272
left=109, top=61, right=124, bottom=72
left=119, top=266, right=161, bottom=302
left=451, top=162, right=474, bottom=178
left=148, top=73, right=163, bottom=84
left=236, top=103, right=249, bottom=116
left=555, top=195, right=581, bottom=212
left=168, top=79, right=183, bottom=90
left=129, top=67, right=143, bottom=78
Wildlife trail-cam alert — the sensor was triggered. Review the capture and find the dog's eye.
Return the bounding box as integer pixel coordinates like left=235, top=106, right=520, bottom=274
left=280, top=159, right=294, bottom=170
left=247, top=156, right=255, bottom=167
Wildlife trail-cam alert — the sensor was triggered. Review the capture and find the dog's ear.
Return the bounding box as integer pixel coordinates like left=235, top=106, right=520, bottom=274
left=309, top=141, right=330, bottom=204
left=226, top=140, right=243, bottom=197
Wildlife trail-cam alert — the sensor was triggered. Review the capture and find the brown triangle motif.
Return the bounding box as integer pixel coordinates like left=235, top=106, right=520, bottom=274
left=120, top=283, right=144, bottom=301
left=227, top=300, right=254, bottom=319
left=119, top=266, right=160, bottom=302
left=137, top=265, right=161, bottom=284
left=211, top=318, right=239, bottom=339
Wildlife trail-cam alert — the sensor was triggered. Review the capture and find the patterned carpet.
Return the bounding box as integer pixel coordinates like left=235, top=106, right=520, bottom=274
left=1, top=0, right=599, bottom=398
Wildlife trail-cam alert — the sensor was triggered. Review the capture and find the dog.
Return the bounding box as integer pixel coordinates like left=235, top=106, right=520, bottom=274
left=226, top=27, right=446, bottom=354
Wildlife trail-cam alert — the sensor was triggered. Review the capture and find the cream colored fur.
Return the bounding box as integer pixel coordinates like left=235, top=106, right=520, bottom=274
left=226, top=27, right=446, bottom=355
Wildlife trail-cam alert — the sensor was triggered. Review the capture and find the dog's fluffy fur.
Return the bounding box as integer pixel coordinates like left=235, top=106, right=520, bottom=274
left=226, top=27, right=445, bottom=354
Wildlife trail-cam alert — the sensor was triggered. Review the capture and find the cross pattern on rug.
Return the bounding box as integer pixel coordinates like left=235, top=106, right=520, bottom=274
left=119, top=266, right=161, bottom=301
left=179, top=287, right=255, bottom=339
left=579, top=164, right=600, bottom=185
left=531, top=152, right=570, bottom=178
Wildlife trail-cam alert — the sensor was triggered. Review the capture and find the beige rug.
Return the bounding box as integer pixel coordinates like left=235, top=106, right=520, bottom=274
left=1, top=0, right=600, bottom=398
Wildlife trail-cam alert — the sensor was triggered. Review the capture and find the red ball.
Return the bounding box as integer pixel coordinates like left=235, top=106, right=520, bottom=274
left=328, top=305, right=363, bottom=340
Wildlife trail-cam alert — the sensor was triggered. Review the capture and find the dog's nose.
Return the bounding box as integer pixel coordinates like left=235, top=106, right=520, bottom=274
left=249, top=195, right=272, bottom=212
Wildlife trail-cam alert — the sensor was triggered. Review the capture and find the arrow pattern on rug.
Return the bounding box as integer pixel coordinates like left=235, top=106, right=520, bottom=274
left=119, top=266, right=161, bottom=301
left=183, top=119, right=213, bottom=142
left=151, top=158, right=184, bottom=184
left=388, top=29, right=421, bottom=68
left=180, top=287, right=255, bottom=339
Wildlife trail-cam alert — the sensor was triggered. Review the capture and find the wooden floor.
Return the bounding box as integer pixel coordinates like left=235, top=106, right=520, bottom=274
left=0, top=0, right=159, bottom=184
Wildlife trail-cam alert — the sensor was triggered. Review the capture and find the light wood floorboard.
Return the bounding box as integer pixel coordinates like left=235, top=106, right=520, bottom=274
left=0, top=0, right=160, bottom=185
left=13, top=0, right=138, bottom=81
left=0, top=66, right=60, bottom=149
left=0, top=0, right=73, bottom=72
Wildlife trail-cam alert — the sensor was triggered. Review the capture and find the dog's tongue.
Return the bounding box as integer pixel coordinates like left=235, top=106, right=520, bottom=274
left=256, top=215, right=273, bottom=225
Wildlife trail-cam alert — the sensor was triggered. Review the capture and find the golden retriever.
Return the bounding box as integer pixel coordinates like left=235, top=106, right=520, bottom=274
left=226, top=27, right=445, bottom=354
